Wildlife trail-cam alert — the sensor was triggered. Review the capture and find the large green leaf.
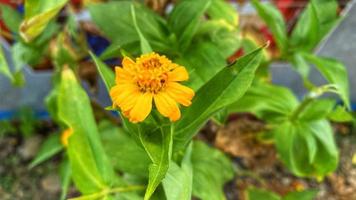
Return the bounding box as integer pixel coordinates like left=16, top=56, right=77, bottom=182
left=89, top=1, right=167, bottom=52
left=191, top=141, right=234, bottom=200
left=29, top=133, right=63, bottom=169
left=228, top=83, right=299, bottom=123
left=99, top=121, right=151, bottom=177
left=162, top=144, right=193, bottom=200
left=174, top=46, right=264, bottom=151
left=20, top=0, right=68, bottom=42
left=58, top=68, right=114, bottom=194
left=251, top=0, right=287, bottom=53
left=274, top=120, right=338, bottom=177
left=168, top=0, right=212, bottom=51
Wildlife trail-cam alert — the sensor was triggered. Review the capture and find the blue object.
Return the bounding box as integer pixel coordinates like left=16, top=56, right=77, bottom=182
left=0, top=110, right=49, bottom=120
left=16, top=4, right=24, bottom=14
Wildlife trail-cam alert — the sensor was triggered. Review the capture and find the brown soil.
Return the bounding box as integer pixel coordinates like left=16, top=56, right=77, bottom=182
left=210, top=115, right=356, bottom=200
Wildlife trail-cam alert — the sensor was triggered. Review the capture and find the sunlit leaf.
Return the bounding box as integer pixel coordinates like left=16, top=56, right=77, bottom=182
left=174, top=46, right=264, bottom=151
left=58, top=68, right=113, bottom=194
left=20, top=0, right=68, bottom=42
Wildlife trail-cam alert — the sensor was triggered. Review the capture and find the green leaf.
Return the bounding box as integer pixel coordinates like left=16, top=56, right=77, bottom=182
left=99, top=121, right=151, bottom=177
left=163, top=144, right=193, bottom=200
left=290, top=52, right=311, bottom=81
left=131, top=4, right=152, bottom=54
left=228, top=83, right=299, bottom=123
left=283, top=189, right=318, bottom=200
left=176, top=42, right=226, bottom=91
left=99, top=43, right=122, bottom=60
left=140, top=123, right=173, bottom=200
left=207, top=0, right=239, bottom=26
left=191, top=141, right=234, bottom=200
left=195, top=20, right=240, bottom=58
left=328, top=106, right=354, bottom=122
left=251, top=0, right=287, bottom=53
left=59, top=159, right=72, bottom=200
left=162, top=162, right=191, bottom=200
left=0, top=4, right=22, bottom=33
left=303, top=54, right=350, bottom=109
left=274, top=120, right=338, bottom=177
left=168, top=0, right=212, bottom=51
left=89, top=1, right=167, bottom=52
left=290, top=0, right=338, bottom=51
left=289, top=3, right=319, bottom=51
left=174, top=47, right=264, bottom=151
left=297, top=99, right=336, bottom=122
left=58, top=68, right=114, bottom=194
left=90, top=52, right=115, bottom=91
left=311, top=0, right=339, bottom=36
left=0, top=45, right=15, bottom=83
left=20, top=0, right=68, bottom=42
left=247, top=188, right=281, bottom=200
left=29, top=133, right=63, bottom=169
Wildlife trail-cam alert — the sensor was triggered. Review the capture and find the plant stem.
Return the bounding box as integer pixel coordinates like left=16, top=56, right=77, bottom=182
left=68, top=185, right=145, bottom=200
left=289, top=97, right=313, bottom=121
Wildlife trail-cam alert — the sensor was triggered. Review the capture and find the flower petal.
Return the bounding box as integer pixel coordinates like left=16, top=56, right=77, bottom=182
left=128, top=92, right=153, bottom=123
left=115, top=67, right=132, bottom=84
left=110, top=84, right=139, bottom=110
left=165, top=82, right=195, bottom=106
left=122, top=57, right=135, bottom=69
left=168, top=66, right=189, bottom=82
left=154, top=92, right=181, bottom=122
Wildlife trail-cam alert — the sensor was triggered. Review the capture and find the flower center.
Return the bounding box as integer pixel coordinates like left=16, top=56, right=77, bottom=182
left=134, top=56, right=170, bottom=94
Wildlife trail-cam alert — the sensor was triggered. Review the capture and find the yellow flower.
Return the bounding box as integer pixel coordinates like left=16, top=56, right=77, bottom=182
left=61, top=128, right=73, bottom=147
left=110, top=52, right=195, bottom=123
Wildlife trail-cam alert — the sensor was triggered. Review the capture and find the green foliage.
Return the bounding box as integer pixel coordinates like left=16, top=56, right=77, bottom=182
left=57, top=68, right=113, bottom=194
left=162, top=143, right=193, bottom=200
left=89, top=1, right=168, bottom=53
left=99, top=121, right=151, bottom=177
left=191, top=141, right=234, bottom=200
left=274, top=120, right=338, bottom=177
left=59, top=159, right=72, bottom=200
left=0, top=4, right=22, bottom=34
left=29, top=133, right=63, bottom=168
left=168, top=0, right=212, bottom=51
left=20, top=0, right=68, bottom=42
left=0, top=120, right=16, bottom=137
left=229, top=83, right=299, bottom=123
left=174, top=46, right=264, bottom=151
left=247, top=187, right=318, bottom=200
left=251, top=0, right=287, bottom=53
left=0, top=45, right=17, bottom=85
